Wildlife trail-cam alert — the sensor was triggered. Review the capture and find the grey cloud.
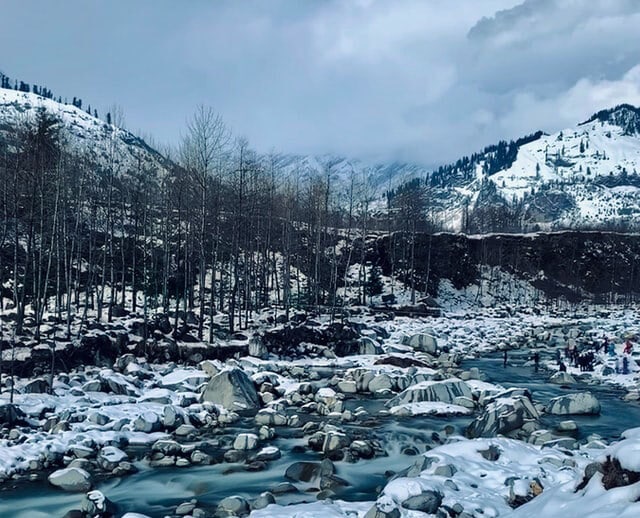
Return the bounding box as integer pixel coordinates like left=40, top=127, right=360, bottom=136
left=1, top=0, right=639, bottom=168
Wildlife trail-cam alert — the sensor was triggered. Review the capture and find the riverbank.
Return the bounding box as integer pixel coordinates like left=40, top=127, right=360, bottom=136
left=1, top=305, right=640, bottom=517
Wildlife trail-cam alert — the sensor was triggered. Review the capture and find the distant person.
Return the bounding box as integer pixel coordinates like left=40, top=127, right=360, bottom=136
left=559, top=361, right=567, bottom=372
left=623, top=355, right=630, bottom=375
left=555, top=349, right=562, bottom=365
left=503, top=349, right=508, bottom=368
left=608, top=342, right=616, bottom=357
left=533, top=351, right=540, bottom=372
left=624, top=339, right=634, bottom=355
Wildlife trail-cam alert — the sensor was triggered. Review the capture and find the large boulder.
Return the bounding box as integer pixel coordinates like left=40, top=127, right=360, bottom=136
left=402, top=490, right=443, bottom=513
left=401, top=333, right=438, bottom=354
left=547, top=392, right=601, bottom=415
left=48, top=467, right=92, bottom=492
left=386, top=379, right=471, bottom=407
left=23, top=378, right=50, bottom=394
left=467, top=389, right=539, bottom=438
left=200, top=368, right=260, bottom=411
left=99, top=370, right=140, bottom=396
left=358, top=337, right=383, bottom=355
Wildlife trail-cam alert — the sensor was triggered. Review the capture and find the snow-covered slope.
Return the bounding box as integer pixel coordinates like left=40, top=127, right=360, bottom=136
left=427, top=105, right=640, bottom=231
left=0, top=88, right=171, bottom=177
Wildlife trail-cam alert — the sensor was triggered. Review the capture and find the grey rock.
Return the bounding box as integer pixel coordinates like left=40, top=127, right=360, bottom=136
left=201, top=368, right=260, bottom=411
left=285, top=460, right=334, bottom=483
left=48, top=467, right=92, bottom=492
left=358, top=337, right=382, bottom=355
left=217, top=495, right=250, bottom=516
left=402, top=490, right=443, bottom=513
left=365, top=503, right=401, bottom=518
left=402, top=333, right=438, bottom=354
left=176, top=500, right=197, bottom=515
left=387, top=379, right=472, bottom=407
left=547, top=392, right=601, bottom=415
left=81, top=490, right=115, bottom=516
left=133, top=412, right=161, bottom=432
left=233, top=433, right=258, bottom=450
left=467, top=389, right=539, bottom=438
left=434, top=464, right=457, bottom=477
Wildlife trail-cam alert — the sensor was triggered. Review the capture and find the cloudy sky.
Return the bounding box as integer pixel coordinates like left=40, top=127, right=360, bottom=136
left=2, top=0, right=640, bottom=167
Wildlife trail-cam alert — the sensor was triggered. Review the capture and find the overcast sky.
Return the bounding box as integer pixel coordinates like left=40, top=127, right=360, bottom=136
left=2, top=0, right=640, bottom=167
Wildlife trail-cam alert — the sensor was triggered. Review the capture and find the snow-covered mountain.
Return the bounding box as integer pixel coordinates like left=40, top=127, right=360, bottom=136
left=2, top=85, right=640, bottom=231
left=425, top=104, right=640, bottom=231
left=270, top=153, right=429, bottom=192
left=0, top=87, right=172, bottom=177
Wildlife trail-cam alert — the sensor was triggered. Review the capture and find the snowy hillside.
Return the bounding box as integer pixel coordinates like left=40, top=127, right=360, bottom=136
left=427, top=105, right=640, bottom=231
left=0, top=87, right=171, bottom=177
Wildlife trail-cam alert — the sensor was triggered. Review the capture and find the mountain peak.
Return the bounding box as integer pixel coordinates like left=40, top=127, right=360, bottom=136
left=582, top=104, right=640, bottom=136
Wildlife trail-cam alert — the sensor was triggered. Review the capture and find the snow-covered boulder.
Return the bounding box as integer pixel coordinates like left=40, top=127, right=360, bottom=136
left=467, top=389, right=539, bottom=438
left=81, top=490, right=115, bottom=516
left=233, top=433, right=259, bottom=450
left=99, top=370, right=139, bottom=396
left=48, top=467, right=92, bottom=492
left=401, top=333, right=438, bottom=354
left=358, top=337, right=383, bottom=355
left=386, top=379, right=471, bottom=407
left=200, top=368, right=260, bottom=411
left=547, top=392, right=601, bottom=415
left=98, top=446, right=128, bottom=471
left=133, top=411, right=161, bottom=432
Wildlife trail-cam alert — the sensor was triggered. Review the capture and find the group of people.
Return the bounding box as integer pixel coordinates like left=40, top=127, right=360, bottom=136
left=559, top=336, right=636, bottom=375
left=560, top=343, right=596, bottom=372
left=501, top=335, right=636, bottom=376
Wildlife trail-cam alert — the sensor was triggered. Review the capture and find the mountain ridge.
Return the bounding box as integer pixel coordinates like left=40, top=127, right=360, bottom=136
left=2, top=84, right=640, bottom=231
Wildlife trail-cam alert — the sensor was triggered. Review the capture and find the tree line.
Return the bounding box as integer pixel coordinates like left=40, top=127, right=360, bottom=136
left=0, top=105, right=434, bottom=344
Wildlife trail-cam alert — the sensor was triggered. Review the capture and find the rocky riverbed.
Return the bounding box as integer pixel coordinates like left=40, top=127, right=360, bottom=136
left=2, top=305, right=640, bottom=517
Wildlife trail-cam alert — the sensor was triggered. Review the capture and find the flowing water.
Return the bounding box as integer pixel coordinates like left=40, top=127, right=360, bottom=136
left=2, top=350, right=640, bottom=517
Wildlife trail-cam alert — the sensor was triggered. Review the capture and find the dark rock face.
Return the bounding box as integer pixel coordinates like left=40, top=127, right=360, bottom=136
left=79, top=334, right=120, bottom=367
left=601, top=457, right=640, bottom=490
left=372, top=231, right=640, bottom=302
left=576, top=462, right=604, bottom=491
left=262, top=322, right=364, bottom=358
left=478, top=445, right=501, bottom=461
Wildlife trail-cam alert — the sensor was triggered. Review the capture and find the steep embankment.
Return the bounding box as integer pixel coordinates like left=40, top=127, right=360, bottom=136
left=372, top=231, right=640, bottom=302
